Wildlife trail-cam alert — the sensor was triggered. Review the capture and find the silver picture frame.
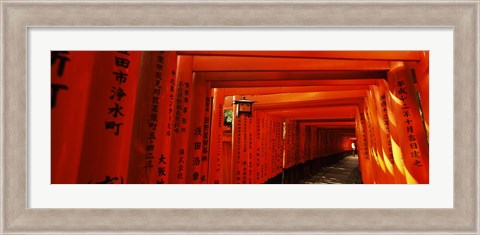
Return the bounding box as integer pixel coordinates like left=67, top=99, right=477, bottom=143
left=1, top=0, right=478, bottom=233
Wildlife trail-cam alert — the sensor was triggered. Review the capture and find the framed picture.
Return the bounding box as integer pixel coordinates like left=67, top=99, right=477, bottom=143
left=2, top=0, right=478, bottom=233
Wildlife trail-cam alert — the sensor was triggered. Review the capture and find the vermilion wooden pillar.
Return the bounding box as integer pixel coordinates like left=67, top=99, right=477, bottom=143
left=231, top=95, right=243, bottom=183
left=366, top=87, right=390, bottom=183
left=247, top=113, right=255, bottom=183
left=356, top=106, right=374, bottom=184
left=257, top=112, right=266, bottom=183
left=126, top=51, right=176, bottom=184
left=408, top=52, right=429, bottom=138
left=169, top=55, right=194, bottom=184
left=283, top=120, right=294, bottom=169
left=51, top=51, right=95, bottom=184
left=276, top=118, right=284, bottom=177
left=363, top=104, right=383, bottom=184
left=252, top=111, right=260, bottom=183
left=207, top=88, right=224, bottom=184
left=260, top=112, right=268, bottom=183
left=153, top=52, right=177, bottom=184
left=379, top=79, right=407, bottom=184
left=200, top=84, right=213, bottom=184
left=372, top=83, right=396, bottom=183
left=388, top=62, right=429, bottom=184
left=77, top=51, right=141, bottom=184
left=186, top=73, right=208, bottom=183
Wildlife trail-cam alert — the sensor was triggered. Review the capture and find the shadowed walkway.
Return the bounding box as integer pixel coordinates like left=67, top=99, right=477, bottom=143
left=300, top=155, right=362, bottom=184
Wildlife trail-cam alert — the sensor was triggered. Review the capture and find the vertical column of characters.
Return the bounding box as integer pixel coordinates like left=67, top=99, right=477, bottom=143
left=259, top=114, right=266, bottom=181
left=363, top=104, right=381, bottom=184
left=366, top=88, right=389, bottom=183
left=407, top=55, right=429, bottom=139
left=241, top=114, right=248, bottom=184
left=268, top=117, right=275, bottom=179
left=355, top=109, right=368, bottom=183
left=51, top=51, right=95, bottom=183
left=126, top=51, right=176, bottom=184
left=187, top=74, right=207, bottom=184
left=283, top=120, right=291, bottom=169
left=372, top=82, right=396, bottom=183
left=200, top=84, right=213, bottom=184
left=231, top=95, right=242, bottom=183
left=275, top=119, right=282, bottom=176
left=262, top=113, right=270, bottom=182
left=287, top=120, right=297, bottom=168
left=357, top=105, right=375, bottom=184
left=381, top=80, right=407, bottom=184
left=260, top=112, right=267, bottom=183
left=253, top=111, right=261, bottom=183
left=246, top=114, right=254, bottom=184
left=169, top=56, right=193, bottom=184
left=278, top=119, right=284, bottom=175
left=290, top=121, right=296, bottom=168
left=76, top=51, right=141, bottom=184
left=275, top=118, right=280, bottom=177
left=144, top=52, right=164, bottom=182
left=290, top=121, right=296, bottom=167
left=155, top=52, right=178, bottom=184
left=255, top=111, right=262, bottom=183
left=388, top=62, right=429, bottom=184
left=207, top=88, right=224, bottom=184
left=355, top=111, right=365, bottom=180
left=272, top=119, right=278, bottom=177
left=298, top=124, right=305, bottom=164
left=296, top=122, right=301, bottom=164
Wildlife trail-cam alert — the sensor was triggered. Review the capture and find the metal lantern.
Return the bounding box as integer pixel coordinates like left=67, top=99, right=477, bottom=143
left=233, top=96, right=255, bottom=117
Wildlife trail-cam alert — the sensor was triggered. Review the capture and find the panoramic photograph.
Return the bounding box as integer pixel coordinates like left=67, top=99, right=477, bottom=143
left=51, top=51, right=429, bottom=184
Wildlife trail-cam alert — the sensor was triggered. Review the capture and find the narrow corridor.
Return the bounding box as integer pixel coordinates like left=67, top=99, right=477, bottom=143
left=301, top=155, right=362, bottom=184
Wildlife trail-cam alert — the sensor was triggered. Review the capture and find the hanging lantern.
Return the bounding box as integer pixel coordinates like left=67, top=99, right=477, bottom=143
left=233, top=96, right=255, bottom=117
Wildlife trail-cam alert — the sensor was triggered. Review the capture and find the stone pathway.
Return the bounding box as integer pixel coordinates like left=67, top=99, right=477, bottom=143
left=301, top=155, right=363, bottom=184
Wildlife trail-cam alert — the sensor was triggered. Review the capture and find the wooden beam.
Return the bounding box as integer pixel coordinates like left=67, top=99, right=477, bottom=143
left=178, top=51, right=422, bottom=61
left=199, top=71, right=387, bottom=82
left=210, top=79, right=382, bottom=88
left=253, top=98, right=364, bottom=111
left=223, top=85, right=370, bottom=96
left=264, top=106, right=357, bottom=119
left=225, top=91, right=365, bottom=109
left=246, top=90, right=366, bottom=104
left=192, top=56, right=390, bottom=71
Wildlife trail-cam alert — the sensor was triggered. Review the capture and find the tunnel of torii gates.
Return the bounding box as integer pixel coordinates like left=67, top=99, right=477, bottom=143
left=51, top=51, right=429, bottom=184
